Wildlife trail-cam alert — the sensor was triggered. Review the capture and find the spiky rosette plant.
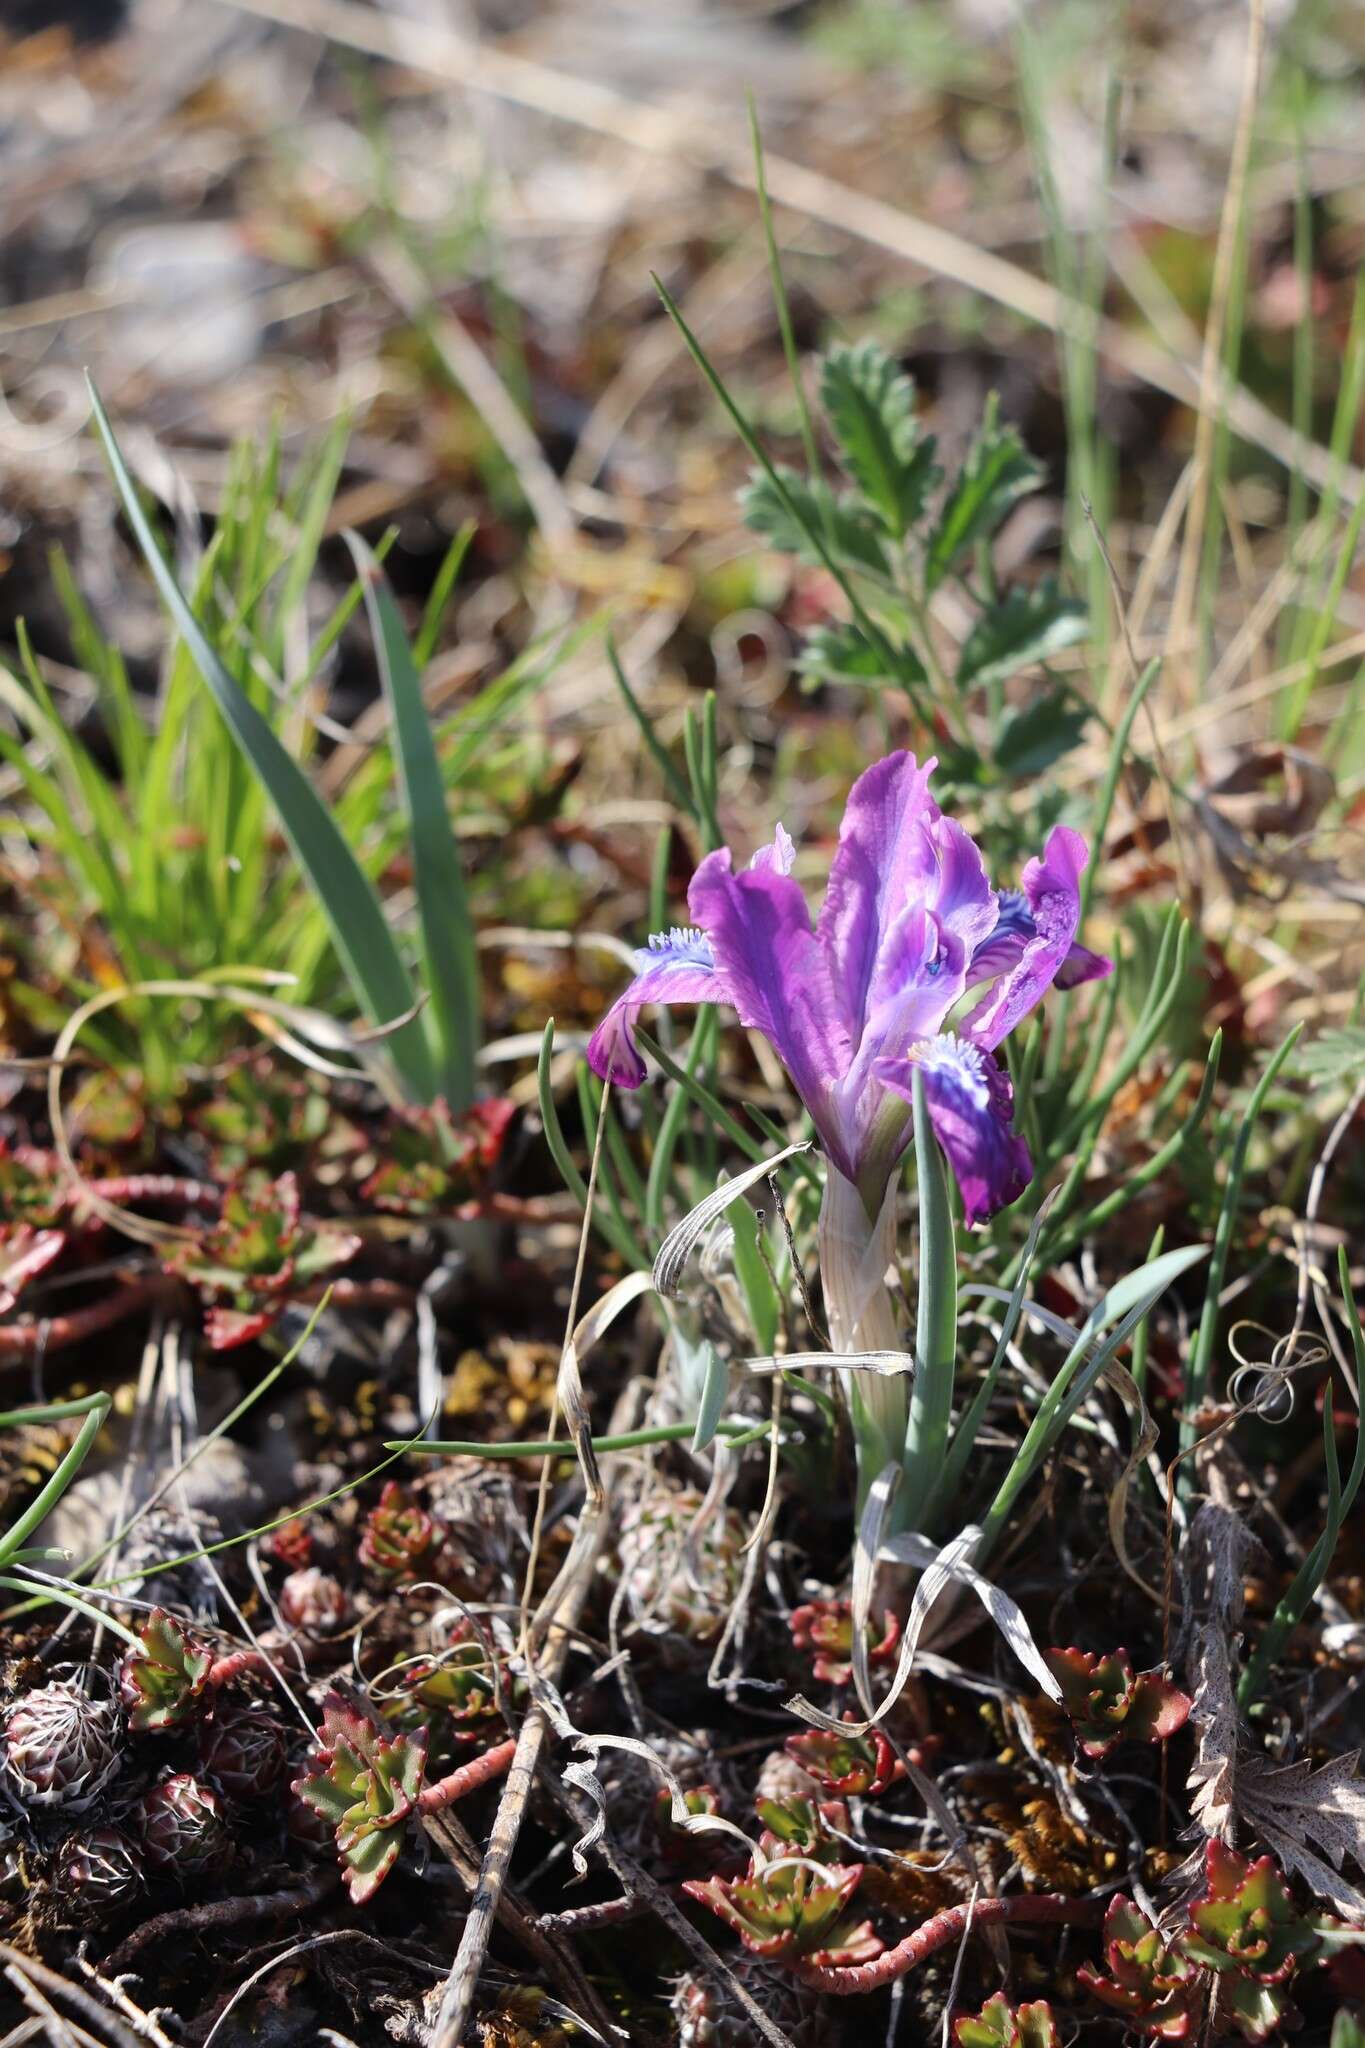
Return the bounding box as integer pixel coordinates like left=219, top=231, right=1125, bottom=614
left=198, top=1704, right=287, bottom=1799
left=785, top=1723, right=901, bottom=1798
left=683, top=1858, right=883, bottom=1966
left=58, top=1827, right=145, bottom=1919
left=292, top=1696, right=427, bottom=1905
left=2, top=1682, right=119, bottom=1810
left=618, top=1487, right=746, bottom=1643
left=1178, top=1842, right=1319, bottom=2041
left=3, top=1679, right=118, bottom=1810
left=279, top=1567, right=349, bottom=1636
left=1044, top=1647, right=1192, bottom=1759
left=1078, top=1895, right=1205, bottom=2039
left=953, top=1992, right=1060, bottom=2048
left=789, top=1600, right=901, bottom=1687
left=139, top=1773, right=228, bottom=1879
left=119, top=1610, right=213, bottom=1732
left=358, top=1481, right=438, bottom=1578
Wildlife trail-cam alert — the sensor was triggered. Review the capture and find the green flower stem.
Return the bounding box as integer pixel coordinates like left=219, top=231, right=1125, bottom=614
left=899, top=1068, right=958, bottom=1531
left=389, top=1418, right=776, bottom=1460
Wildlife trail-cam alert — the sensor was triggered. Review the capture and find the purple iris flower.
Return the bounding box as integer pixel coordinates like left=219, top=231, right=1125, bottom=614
left=587, top=752, right=1110, bottom=1225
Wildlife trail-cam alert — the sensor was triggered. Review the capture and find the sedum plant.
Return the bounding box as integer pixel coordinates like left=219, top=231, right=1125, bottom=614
left=1044, top=1647, right=1192, bottom=1760
left=682, top=1858, right=883, bottom=1967
left=1080, top=1846, right=1325, bottom=2044
left=789, top=1599, right=900, bottom=1687
left=953, top=1993, right=1060, bottom=2048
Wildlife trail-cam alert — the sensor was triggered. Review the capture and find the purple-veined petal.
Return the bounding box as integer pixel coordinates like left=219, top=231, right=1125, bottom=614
left=969, top=885, right=1111, bottom=994
left=817, top=752, right=996, bottom=1049
left=961, top=826, right=1101, bottom=1051
left=817, top=751, right=941, bottom=1042
left=689, top=848, right=853, bottom=1173
left=586, top=927, right=731, bottom=1088
left=1055, top=938, right=1112, bottom=989
left=876, top=1034, right=1031, bottom=1227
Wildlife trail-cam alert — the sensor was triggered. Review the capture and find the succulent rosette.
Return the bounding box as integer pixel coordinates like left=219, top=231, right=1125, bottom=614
left=1044, top=1647, right=1192, bottom=1760
left=683, top=1857, right=883, bottom=1967
left=3, top=1682, right=119, bottom=1810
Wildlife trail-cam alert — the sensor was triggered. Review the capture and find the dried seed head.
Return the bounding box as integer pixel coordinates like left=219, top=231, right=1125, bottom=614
left=3, top=1682, right=120, bottom=1811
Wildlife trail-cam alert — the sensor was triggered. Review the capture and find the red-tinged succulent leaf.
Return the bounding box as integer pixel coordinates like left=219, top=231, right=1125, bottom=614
left=359, top=1098, right=516, bottom=1216
left=1124, top=1671, right=1193, bottom=1744
left=0, top=1143, right=67, bottom=1229
left=358, top=1481, right=438, bottom=1577
left=655, top=1784, right=724, bottom=1863
left=119, top=1610, right=213, bottom=1732
left=291, top=1693, right=427, bottom=1903
left=203, top=1303, right=278, bottom=1350
left=1045, top=1646, right=1189, bottom=1758
left=291, top=1224, right=363, bottom=1281
left=0, top=1226, right=66, bottom=1313
left=789, top=1599, right=901, bottom=1686
left=954, top=1991, right=1060, bottom=2048
left=682, top=1859, right=879, bottom=1962
left=1079, top=1895, right=1204, bottom=2038
left=1221, top=1975, right=1297, bottom=2043
left=1180, top=1842, right=1318, bottom=1986
left=755, top=1795, right=850, bottom=1863
left=785, top=1722, right=900, bottom=1797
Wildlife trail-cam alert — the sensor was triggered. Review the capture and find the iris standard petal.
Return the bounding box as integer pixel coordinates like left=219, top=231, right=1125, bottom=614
left=968, top=884, right=1111, bottom=994
left=818, top=752, right=996, bottom=1046
left=876, top=1033, right=1032, bottom=1227
left=689, top=847, right=853, bottom=1170
left=816, top=750, right=942, bottom=1043
left=960, top=825, right=1099, bottom=1051
left=585, top=927, right=731, bottom=1087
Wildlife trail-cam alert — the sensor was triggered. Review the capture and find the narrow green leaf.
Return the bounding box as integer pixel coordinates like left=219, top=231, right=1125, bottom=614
left=87, top=380, right=435, bottom=1101
left=691, top=1342, right=730, bottom=1454
left=819, top=339, right=939, bottom=539
left=956, top=578, right=1089, bottom=693
left=345, top=532, right=478, bottom=1110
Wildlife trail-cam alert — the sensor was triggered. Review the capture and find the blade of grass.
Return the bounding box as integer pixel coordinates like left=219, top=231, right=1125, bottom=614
left=88, top=380, right=435, bottom=1101
left=345, top=531, right=478, bottom=1109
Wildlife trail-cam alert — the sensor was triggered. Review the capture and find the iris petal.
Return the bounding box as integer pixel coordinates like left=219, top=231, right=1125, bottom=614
left=961, top=826, right=1105, bottom=1051
left=876, top=1034, right=1032, bottom=1226
left=689, top=848, right=853, bottom=1173
left=585, top=927, right=730, bottom=1087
